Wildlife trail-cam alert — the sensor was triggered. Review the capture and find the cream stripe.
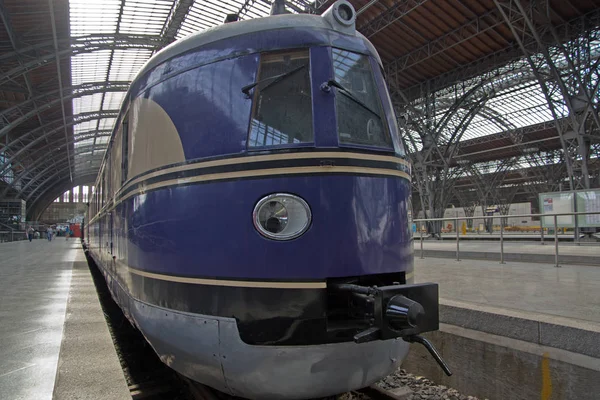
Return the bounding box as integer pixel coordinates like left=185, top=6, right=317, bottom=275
left=89, top=165, right=410, bottom=222
left=405, top=271, right=414, bottom=280
left=128, top=267, right=327, bottom=289
left=118, top=151, right=411, bottom=195
left=120, top=165, right=411, bottom=202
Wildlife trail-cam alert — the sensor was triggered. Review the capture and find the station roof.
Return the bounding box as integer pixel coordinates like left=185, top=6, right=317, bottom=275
left=0, top=0, right=598, bottom=219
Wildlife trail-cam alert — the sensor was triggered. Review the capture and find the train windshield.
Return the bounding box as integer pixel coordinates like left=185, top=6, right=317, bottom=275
left=248, top=50, right=313, bottom=147
left=332, top=48, right=392, bottom=149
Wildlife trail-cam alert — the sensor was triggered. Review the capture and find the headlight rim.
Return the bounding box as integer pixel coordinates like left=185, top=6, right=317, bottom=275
left=252, top=193, right=312, bottom=241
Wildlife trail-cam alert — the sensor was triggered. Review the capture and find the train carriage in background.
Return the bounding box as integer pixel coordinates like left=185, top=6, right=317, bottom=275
left=85, top=1, right=449, bottom=398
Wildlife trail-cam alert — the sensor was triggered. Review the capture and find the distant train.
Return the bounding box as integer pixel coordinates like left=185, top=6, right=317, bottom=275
left=85, top=1, right=449, bottom=398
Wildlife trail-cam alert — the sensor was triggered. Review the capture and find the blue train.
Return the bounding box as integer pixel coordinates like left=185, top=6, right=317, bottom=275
left=85, top=1, right=449, bottom=398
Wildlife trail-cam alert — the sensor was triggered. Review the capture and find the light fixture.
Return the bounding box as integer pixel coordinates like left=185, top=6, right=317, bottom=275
left=253, top=193, right=311, bottom=240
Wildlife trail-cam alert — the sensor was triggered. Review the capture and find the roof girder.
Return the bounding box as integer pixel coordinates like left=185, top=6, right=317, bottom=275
left=385, top=7, right=507, bottom=84
left=161, top=0, right=195, bottom=44
left=27, top=172, right=98, bottom=221
left=0, top=81, right=128, bottom=145
left=0, top=33, right=163, bottom=87
left=396, top=6, right=600, bottom=102
left=0, top=111, right=119, bottom=195
left=22, top=155, right=104, bottom=202
left=359, top=0, right=426, bottom=39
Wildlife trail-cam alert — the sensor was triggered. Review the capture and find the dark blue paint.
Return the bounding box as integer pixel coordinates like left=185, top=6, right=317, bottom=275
left=147, top=55, right=258, bottom=160
left=132, top=28, right=379, bottom=97
left=115, top=175, right=412, bottom=280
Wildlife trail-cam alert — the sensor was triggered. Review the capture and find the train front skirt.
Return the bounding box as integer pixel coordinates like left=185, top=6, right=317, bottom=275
left=113, top=278, right=409, bottom=399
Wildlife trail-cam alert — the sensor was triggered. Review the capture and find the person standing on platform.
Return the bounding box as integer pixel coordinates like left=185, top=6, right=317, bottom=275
left=46, top=226, right=53, bottom=242
left=27, top=226, right=34, bottom=242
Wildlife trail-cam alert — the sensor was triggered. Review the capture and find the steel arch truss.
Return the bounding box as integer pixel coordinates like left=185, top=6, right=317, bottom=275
left=397, top=81, right=496, bottom=235
left=388, top=4, right=600, bottom=221
left=0, top=34, right=163, bottom=90
left=494, top=0, right=600, bottom=191
left=1, top=111, right=119, bottom=199
left=0, top=81, right=129, bottom=142
left=27, top=171, right=99, bottom=222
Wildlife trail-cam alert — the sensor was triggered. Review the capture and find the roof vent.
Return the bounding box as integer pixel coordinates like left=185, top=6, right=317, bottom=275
left=223, top=13, right=239, bottom=23
left=322, top=0, right=356, bottom=35
left=270, top=0, right=289, bottom=15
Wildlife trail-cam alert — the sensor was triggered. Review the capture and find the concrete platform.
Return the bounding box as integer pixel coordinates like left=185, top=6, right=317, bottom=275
left=407, top=257, right=600, bottom=399
left=0, top=240, right=128, bottom=400
left=415, top=239, right=600, bottom=265
left=415, top=257, right=600, bottom=324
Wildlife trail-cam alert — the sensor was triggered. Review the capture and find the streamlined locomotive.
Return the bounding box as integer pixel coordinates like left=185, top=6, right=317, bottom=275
left=86, top=1, right=449, bottom=398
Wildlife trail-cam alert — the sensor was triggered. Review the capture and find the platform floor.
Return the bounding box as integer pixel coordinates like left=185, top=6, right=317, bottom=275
left=415, top=257, right=600, bottom=324
left=0, top=239, right=128, bottom=400
left=0, top=240, right=75, bottom=399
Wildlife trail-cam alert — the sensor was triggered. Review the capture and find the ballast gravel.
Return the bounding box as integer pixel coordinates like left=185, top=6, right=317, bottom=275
left=339, top=369, right=488, bottom=400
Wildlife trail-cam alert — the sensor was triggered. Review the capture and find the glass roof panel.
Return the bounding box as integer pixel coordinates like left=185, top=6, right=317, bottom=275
left=460, top=82, right=554, bottom=141
left=70, top=0, right=121, bottom=36
left=73, top=93, right=104, bottom=115
left=176, top=0, right=303, bottom=39
left=71, top=50, right=112, bottom=86
left=73, top=120, right=100, bottom=136
left=74, top=138, right=96, bottom=148
left=98, top=118, right=117, bottom=130
left=120, top=0, right=173, bottom=35
left=102, top=92, right=127, bottom=111
left=96, top=136, right=111, bottom=145
left=108, top=49, right=153, bottom=81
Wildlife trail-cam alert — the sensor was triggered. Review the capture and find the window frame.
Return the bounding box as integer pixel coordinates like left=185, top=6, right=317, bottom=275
left=331, top=47, right=394, bottom=153
left=121, top=111, right=130, bottom=185
left=246, top=49, right=315, bottom=151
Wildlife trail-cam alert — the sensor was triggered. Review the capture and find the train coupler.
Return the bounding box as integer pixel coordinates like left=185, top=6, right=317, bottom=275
left=330, top=282, right=451, bottom=376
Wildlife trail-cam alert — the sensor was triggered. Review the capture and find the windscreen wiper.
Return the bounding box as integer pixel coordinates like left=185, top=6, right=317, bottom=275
left=324, top=79, right=380, bottom=118
left=242, top=64, right=307, bottom=97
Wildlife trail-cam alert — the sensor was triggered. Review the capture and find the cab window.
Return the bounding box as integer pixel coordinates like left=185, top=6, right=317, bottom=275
left=248, top=50, right=313, bottom=147
left=332, top=48, right=392, bottom=149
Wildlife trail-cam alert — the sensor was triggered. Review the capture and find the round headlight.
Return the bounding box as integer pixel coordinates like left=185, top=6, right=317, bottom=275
left=253, top=193, right=311, bottom=241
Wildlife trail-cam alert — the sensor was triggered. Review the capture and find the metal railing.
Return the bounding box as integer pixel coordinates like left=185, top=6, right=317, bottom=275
left=0, top=230, right=27, bottom=243
left=414, top=211, right=600, bottom=268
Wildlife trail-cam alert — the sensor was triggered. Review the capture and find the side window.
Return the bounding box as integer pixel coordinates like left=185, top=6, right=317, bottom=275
left=97, top=180, right=102, bottom=209
left=105, top=154, right=111, bottom=201
left=121, top=113, right=129, bottom=185
left=248, top=50, right=313, bottom=147
left=332, top=48, right=392, bottom=149
left=102, top=173, right=107, bottom=207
